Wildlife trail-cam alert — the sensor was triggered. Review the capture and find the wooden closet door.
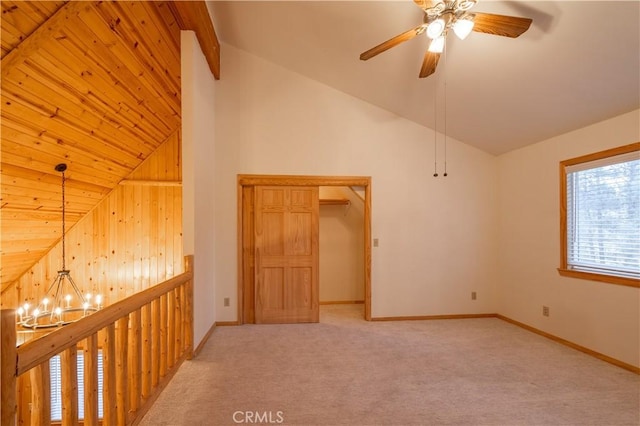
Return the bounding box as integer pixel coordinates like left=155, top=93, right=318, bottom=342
left=254, top=186, right=319, bottom=323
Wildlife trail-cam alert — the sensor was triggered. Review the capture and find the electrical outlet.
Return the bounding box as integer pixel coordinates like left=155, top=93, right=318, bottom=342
left=224, top=297, right=230, bottom=307
left=542, top=306, right=550, bottom=317
left=471, top=291, right=477, bottom=300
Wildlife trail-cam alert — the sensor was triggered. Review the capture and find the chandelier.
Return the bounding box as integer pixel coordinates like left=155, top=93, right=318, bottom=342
left=16, top=163, right=102, bottom=329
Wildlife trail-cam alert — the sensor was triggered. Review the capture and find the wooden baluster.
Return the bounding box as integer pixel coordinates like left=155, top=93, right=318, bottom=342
left=141, top=303, right=152, bottom=398
left=17, top=373, right=31, bottom=425
left=29, top=362, right=51, bottom=426
left=185, top=255, right=194, bottom=358
left=84, top=334, right=99, bottom=426
left=60, top=345, right=79, bottom=425
left=1, top=310, right=17, bottom=426
left=115, top=317, right=129, bottom=425
left=128, top=310, right=142, bottom=413
left=167, top=292, right=176, bottom=369
left=174, top=286, right=183, bottom=360
left=159, top=294, right=168, bottom=377
left=101, top=325, right=117, bottom=426
left=151, top=298, right=161, bottom=387
left=8, top=267, right=195, bottom=426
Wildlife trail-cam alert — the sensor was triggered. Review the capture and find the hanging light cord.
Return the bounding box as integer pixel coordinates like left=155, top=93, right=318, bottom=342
left=54, top=163, right=68, bottom=271
left=61, top=169, right=66, bottom=270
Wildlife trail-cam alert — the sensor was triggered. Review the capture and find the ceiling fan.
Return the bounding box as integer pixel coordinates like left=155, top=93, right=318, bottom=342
left=360, top=0, right=532, bottom=78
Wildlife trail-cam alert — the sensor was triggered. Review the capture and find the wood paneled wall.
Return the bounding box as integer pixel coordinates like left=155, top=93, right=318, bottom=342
left=1, top=131, right=183, bottom=308
left=1, top=1, right=184, bottom=289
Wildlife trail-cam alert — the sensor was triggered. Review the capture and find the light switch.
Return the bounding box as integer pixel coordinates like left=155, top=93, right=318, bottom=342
left=373, top=238, right=379, bottom=247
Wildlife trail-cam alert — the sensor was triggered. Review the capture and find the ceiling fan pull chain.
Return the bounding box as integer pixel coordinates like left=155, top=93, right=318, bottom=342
left=443, top=39, right=448, bottom=177
left=433, top=74, right=438, bottom=177
left=433, top=136, right=438, bottom=177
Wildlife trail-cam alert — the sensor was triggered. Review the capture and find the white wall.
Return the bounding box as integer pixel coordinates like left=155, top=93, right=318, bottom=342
left=497, top=109, right=640, bottom=367
left=193, top=36, right=638, bottom=366
left=319, top=187, right=364, bottom=303
left=181, top=31, right=217, bottom=347
left=213, top=43, right=499, bottom=320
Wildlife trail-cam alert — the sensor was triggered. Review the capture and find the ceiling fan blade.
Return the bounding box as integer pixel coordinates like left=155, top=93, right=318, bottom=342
left=419, top=50, right=440, bottom=78
left=472, top=12, right=532, bottom=38
left=360, top=25, right=425, bottom=61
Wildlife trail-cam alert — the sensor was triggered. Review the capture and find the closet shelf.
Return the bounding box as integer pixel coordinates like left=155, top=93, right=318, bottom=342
left=319, top=198, right=350, bottom=206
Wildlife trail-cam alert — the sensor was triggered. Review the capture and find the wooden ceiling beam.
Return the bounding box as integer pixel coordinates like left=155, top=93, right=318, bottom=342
left=119, top=179, right=182, bottom=187
left=1, top=1, right=90, bottom=80
left=168, top=0, right=220, bottom=80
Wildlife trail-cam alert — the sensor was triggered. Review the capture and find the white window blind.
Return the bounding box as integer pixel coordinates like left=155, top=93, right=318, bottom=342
left=49, top=351, right=104, bottom=421
left=566, top=152, right=640, bottom=278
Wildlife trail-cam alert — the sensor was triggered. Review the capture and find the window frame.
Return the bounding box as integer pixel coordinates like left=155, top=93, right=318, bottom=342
left=558, top=142, right=640, bottom=288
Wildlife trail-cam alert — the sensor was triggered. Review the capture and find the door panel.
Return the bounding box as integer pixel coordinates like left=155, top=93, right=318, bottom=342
left=289, top=212, right=312, bottom=255
left=254, top=185, right=319, bottom=323
left=262, top=188, right=285, bottom=207
left=263, top=213, right=285, bottom=255
left=290, top=267, right=312, bottom=309
left=263, top=268, right=285, bottom=309
left=291, top=188, right=313, bottom=207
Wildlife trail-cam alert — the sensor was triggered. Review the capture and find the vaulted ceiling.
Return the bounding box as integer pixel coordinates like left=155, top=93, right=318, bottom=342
left=0, top=1, right=218, bottom=292
left=209, top=0, right=640, bottom=155
left=2, top=0, right=638, bottom=293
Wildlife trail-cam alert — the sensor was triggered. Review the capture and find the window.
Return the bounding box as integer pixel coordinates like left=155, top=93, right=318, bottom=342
left=49, top=351, right=104, bottom=421
left=559, top=142, right=640, bottom=287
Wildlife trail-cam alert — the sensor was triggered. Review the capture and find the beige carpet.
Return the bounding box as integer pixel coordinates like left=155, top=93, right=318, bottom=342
left=140, top=305, right=639, bottom=426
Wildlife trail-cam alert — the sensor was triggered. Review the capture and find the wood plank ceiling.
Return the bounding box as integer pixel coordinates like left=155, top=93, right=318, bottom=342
left=0, top=1, right=218, bottom=293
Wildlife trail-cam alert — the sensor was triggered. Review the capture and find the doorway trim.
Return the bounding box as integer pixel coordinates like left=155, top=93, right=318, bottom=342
left=237, top=174, right=372, bottom=323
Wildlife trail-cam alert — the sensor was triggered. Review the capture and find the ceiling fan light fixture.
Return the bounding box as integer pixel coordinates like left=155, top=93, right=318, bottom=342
left=428, top=35, right=445, bottom=53
left=359, top=0, right=532, bottom=78
left=426, top=18, right=445, bottom=39
left=453, top=17, right=474, bottom=40
left=456, top=0, right=478, bottom=12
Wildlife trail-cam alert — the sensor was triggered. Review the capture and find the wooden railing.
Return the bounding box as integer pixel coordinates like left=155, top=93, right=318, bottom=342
left=1, top=255, right=194, bottom=426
